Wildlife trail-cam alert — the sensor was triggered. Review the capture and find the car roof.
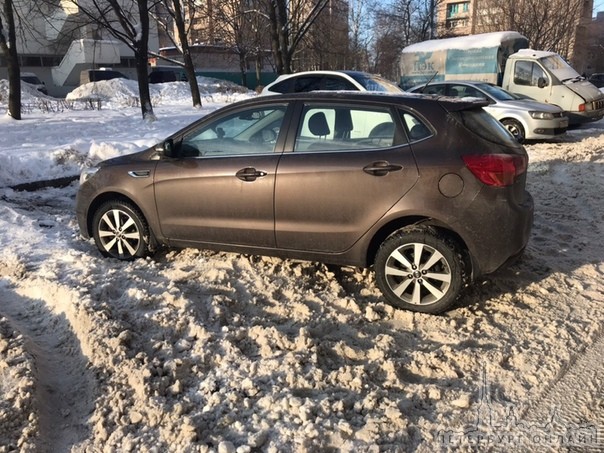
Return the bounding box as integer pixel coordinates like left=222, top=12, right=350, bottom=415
left=273, top=70, right=372, bottom=79
left=410, top=80, right=494, bottom=89
left=218, top=91, right=488, bottom=112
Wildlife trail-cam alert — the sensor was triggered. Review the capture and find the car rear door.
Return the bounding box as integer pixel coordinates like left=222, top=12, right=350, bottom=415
left=274, top=101, right=419, bottom=253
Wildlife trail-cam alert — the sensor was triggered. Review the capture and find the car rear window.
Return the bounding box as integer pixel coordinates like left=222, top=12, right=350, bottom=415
left=455, top=109, right=519, bottom=146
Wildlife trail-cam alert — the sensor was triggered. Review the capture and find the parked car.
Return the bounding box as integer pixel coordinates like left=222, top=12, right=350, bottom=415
left=20, top=72, right=48, bottom=95
left=588, top=73, right=604, bottom=88
left=149, top=66, right=188, bottom=84
left=76, top=92, right=533, bottom=314
left=80, top=68, right=128, bottom=85
left=408, top=81, right=568, bottom=142
left=261, top=70, right=404, bottom=95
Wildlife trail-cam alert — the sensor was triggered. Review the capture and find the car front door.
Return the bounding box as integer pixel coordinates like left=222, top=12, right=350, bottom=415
left=153, top=103, right=290, bottom=247
left=274, top=101, right=419, bottom=253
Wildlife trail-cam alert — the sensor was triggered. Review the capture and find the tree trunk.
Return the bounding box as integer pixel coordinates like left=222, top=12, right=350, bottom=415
left=275, top=0, right=291, bottom=73
left=268, top=2, right=284, bottom=74
left=239, top=52, right=248, bottom=88
left=0, top=0, right=21, bottom=120
left=135, top=0, right=155, bottom=121
left=172, top=0, right=202, bottom=108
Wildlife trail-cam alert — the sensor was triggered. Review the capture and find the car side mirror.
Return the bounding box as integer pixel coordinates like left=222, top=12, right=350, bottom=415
left=537, top=77, right=547, bottom=88
left=156, top=138, right=174, bottom=158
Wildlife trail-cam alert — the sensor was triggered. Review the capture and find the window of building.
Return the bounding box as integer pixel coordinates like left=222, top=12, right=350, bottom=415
left=447, top=2, right=470, bottom=18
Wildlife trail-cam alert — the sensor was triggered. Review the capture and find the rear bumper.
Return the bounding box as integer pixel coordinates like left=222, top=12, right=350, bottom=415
left=466, top=190, right=534, bottom=277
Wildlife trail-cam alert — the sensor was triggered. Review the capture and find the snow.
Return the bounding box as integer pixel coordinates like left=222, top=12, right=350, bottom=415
left=402, top=31, right=526, bottom=53
left=1, top=79, right=604, bottom=452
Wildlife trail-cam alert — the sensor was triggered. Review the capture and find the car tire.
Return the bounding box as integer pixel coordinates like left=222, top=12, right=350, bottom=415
left=501, top=118, right=525, bottom=143
left=374, top=227, right=464, bottom=314
left=92, top=200, right=150, bottom=260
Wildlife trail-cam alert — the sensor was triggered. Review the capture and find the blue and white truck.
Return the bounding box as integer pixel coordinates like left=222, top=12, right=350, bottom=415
left=400, top=31, right=604, bottom=124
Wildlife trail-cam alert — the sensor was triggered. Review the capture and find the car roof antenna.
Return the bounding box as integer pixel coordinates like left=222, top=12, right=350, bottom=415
left=421, top=72, right=439, bottom=93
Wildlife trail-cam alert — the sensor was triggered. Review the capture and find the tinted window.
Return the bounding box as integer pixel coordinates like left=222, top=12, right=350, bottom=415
left=294, top=77, right=322, bottom=92
left=323, top=76, right=357, bottom=91
left=420, top=85, right=446, bottom=95
left=455, top=109, right=518, bottom=146
left=178, top=106, right=287, bottom=157
left=294, top=105, right=398, bottom=152
left=270, top=79, right=292, bottom=93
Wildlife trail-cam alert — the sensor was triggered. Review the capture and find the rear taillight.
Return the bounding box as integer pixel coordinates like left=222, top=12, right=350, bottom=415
left=462, top=154, right=527, bottom=187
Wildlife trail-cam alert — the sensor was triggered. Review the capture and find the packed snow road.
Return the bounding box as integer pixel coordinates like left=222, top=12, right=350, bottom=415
left=1, top=125, right=604, bottom=451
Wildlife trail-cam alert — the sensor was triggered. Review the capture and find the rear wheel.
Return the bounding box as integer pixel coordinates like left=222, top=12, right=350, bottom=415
left=92, top=200, right=150, bottom=260
left=374, top=227, right=463, bottom=314
left=501, top=118, right=525, bottom=143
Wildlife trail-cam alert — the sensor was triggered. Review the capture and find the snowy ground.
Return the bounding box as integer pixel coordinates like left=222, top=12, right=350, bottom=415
left=1, top=79, right=603, bottom=452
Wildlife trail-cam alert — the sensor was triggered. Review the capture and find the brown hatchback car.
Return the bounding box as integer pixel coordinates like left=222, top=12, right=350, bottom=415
left=76, top=92, right=533, bottom=313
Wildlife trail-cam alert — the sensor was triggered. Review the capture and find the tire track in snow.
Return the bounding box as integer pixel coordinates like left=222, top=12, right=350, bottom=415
left=0, top=283, right=96, bottom=453
left=511, top=332, right=604, bottom=452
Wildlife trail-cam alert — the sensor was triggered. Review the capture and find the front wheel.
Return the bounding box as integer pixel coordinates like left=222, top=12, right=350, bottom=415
left=92, top=200, right=150, bottom=260
left=374, top=228, right=464, bottom=314
left=501, top=118, right=525, bottom=143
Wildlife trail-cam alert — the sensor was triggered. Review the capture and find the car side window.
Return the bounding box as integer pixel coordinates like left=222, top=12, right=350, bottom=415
left=270, top=79, right=292, bottom=93
left=446, top=85, right=463, bottom=97
left=178, top=106, right=287, bottom=157
left=400, top=111, right=432, bottom=142
left=423, top=85, right=446, bottom=95
left=294, top=105, right=398, bottom=152
left=462, top=86, right=486, bottom=99
left=295, top=77, right=322, bottom=92
left=514, top=61, right=548, bottom=87
left=323, top=76, right=357, bottom=91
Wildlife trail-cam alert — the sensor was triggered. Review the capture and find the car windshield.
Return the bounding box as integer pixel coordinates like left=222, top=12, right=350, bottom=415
left=474, top=83, right=519, bottom=101
left=539, top=54, right=581, bottom=83
left=349, top=74, right=403, bottom=93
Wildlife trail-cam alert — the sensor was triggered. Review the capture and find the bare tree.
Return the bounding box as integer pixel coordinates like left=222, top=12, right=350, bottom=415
left=474, top=0, right=585, bottom=60
left=61, top=0, right=156, bottom=120
left=299, top=0, right=349, bottom=70
left=372, top=0, right=438, bottom=79
left=210, top=0, right=260, bottom=87
left=152, top=0, right=202, bottom=107
left=0, top=0, right=21, bottom=119
left=347, top=0, right=376, bottom=71
left=265, top=0, right=330, bottom=74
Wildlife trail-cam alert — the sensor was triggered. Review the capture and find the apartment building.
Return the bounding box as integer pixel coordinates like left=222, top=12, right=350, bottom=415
left=0, top=1, right=161, bottom=97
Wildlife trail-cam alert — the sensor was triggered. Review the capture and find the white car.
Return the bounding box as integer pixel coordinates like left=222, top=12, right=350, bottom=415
left=408, top=81, right=568, bottom=142
left=261, top=70, right=403, bottom=95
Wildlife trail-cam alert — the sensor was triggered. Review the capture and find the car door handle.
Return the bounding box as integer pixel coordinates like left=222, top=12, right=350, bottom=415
left=236, top=167, right=268, bottom=182
left=363, top=161, right=403, bottom=176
